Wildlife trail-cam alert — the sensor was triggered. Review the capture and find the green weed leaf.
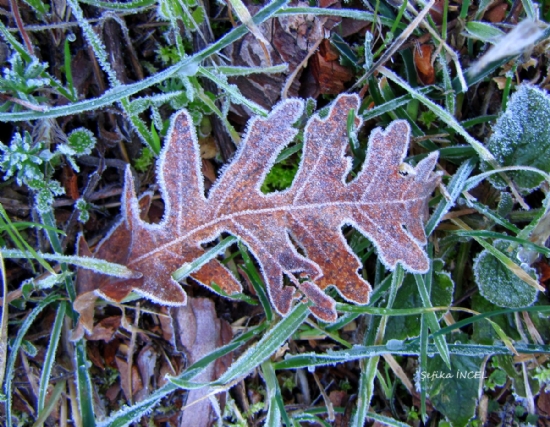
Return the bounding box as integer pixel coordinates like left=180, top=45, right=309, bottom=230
left=423, top=352, right=485, bottom=427
left=473, top=239, right=538, bottom=308
left=464, top=22, right=505, bottom=42
left=483, top=85, right=550, bottom=192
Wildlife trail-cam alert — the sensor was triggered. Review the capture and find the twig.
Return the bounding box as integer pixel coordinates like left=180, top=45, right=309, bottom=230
left=9, top=0, right=33, bottom=54
left=281, top=31, right=325, bottom=99
left=0, top=94, right=46, bottom=111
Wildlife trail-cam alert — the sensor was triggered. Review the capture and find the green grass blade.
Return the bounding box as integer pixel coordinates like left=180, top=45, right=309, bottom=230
left=207, top=64, right=288, bottom=76
left=367, top=412, right=412, bottom=426
left=39, top=212, right=96, bottom=425
left=425, top=157, right=477, bottom=236
left=450, top=230, right=550, bottom=257
left=419, top=308, right=429, bottom=421
left=273, top=343, right=550, bottom=370
left=351, top=357, right=379, bottom=427
left=198, top=66, right=268, bottom=116
left=2, top=248, right=141, bottom=279
left=238, top=241, right=273, bottom=321
left=216, top=304, right=309, bottom=386
left=74, top=340, right=96, bottom=427
left=380, top=66, right=495, bottom=161
left=37, top=301, right=66, bottom=412
left=78, top=0, right=154, bottom=10
left=464, top=166, right=550, bottom=192
left=468, top=201, right=521, bottom=234
left=172, top=236, right=237, bottom=281
left=4, top=293, right=63, bottom=427
left=32, top=380, right=66, bottom=427
left=173, top=303, right=310, bottom=388
left=0, top=206, right=55, bottom=274
left=414, top=274, right=450, bottom=367
left=352, top=268, right=402, bottom=426
left=262, top=361, right=286, bottom=427
left=0, top=251, right=8, bottom=398
left=433, top=306, right=550, bottom=338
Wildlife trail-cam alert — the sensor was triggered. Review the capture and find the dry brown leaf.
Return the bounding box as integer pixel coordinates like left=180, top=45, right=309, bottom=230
left=88, top=316, right=121, bottom=342
left=76, top=94, right=440, bottom=322
left=115, top=356, right=143, bottom=402
left=311, top=42, right=354, bottom=95
left=177, top=298, right=233, bottom=426
left=414, top=44, right=435, bottom=85
left=135, top=345, right=157, bottom=401
left=486, top=1, right=508, bottom=23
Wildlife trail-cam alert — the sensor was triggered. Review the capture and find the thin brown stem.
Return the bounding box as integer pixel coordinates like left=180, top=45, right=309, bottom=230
left=9, top=0, right=34, bottom=54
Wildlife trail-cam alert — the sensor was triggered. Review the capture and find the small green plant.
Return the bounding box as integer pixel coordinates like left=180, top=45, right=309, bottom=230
left=0, top=127, right=96, bottom=213
left=0, top=53, right=49, bottom=111
left=0, top=131, right=53, bottom=186
left=473, top=240, right=538, bottom=308
left=484, top=366, right=507, bottom=391
left=406, top=406, right=420, bottom=421
left=156, top=45, right=183, bottom=66
left=418, top=110, right=438, bottom=129
left=281, top=375, right=296, bottom=392
left=261, top=161, right=299, bottom=193
left=75, top=198, right=92, bottom=223
left=58, top=128, right=97, bottom=171
left=0, top=131, right=62, bottom=212
left=134, top=147, right=156, bottom=172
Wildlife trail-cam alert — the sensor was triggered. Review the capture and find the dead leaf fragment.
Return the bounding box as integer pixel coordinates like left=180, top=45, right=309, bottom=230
left=199, top=136, right=218, bottom=159
left=414, top=44, right=435, bottom=85
left=486, top=1, right=508, bottom=23
left=62, top=164, right=79, bottom=200
left=88, top=316, right=121, bottom=342
left=135, top=345, right=157, bottom=401
left=115, top=356, right=143, bottom=402
left=77, top=94, right=440, bottom=323
left=311, top=40, right=354, bottom=95
left=178, top=298, right=233, bottom=426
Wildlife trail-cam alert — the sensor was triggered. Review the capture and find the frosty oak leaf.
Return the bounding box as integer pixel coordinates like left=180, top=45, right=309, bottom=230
left=76, top=94, right=440, bottom=324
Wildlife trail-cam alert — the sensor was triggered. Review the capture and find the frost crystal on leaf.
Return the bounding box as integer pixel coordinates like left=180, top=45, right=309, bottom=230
left=76, top=94, right=440, bottom=323
left=473, top=239, right=538, bottom=308
left=483, top=84, right=550, bottom=192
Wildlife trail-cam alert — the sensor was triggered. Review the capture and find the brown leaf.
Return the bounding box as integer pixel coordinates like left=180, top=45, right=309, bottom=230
left=115, top=356, right=143, bottom=402
left=62, top=164, right=79, bottom=200
left=88, top=316, right=121, bottom=342
left=428, top=0, right=445, bottom=25
left=77, top=94, right=440, bottom=322
left=225, top=3, right=328, bottom=112
left=414, top=44, right=435, bottom=85
left=177, top=298, right=233, bottom=426
left=135, top=345, right=157, bottom=401
left=319, top=39, right=339, bottom=62
left=74, top=193, right=154, bottom=333
left=486, top=1, right=508, bottom=23
left=311, top=46, right=354, bottom=95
